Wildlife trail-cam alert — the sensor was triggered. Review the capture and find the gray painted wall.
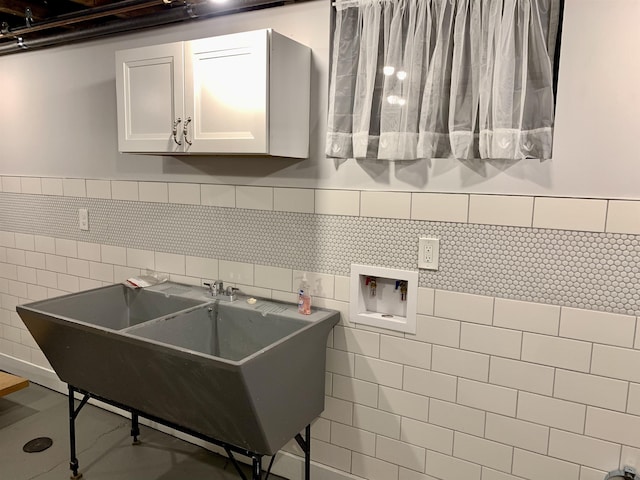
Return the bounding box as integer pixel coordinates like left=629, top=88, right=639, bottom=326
left=0, top=0, right=639, bottom=196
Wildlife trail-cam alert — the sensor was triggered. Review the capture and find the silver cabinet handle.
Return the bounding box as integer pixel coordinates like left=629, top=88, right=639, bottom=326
left=183, top=117, right=192, bottom=146
left=172, top=118, right=182, bottom=145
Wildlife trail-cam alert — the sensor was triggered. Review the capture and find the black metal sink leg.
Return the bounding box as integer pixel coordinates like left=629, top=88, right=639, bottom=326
left=252, top=455, right=263, bottom=480
left=131, top=411, right=141, bottom=445
left=295, top=424, right=311, bottom=480
left=68, top=385, right=89, bottom=480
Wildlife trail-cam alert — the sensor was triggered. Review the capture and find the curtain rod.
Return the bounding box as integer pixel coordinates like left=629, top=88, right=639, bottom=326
left=332, top=0, right=399, bottom=8
left=332, top=0, right=365, bottom=7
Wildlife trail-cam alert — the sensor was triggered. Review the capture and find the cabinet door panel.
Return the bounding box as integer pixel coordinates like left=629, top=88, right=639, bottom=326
left=185, top=31, right=268, bottom=153
left=116, top=43, right=184, bottom=152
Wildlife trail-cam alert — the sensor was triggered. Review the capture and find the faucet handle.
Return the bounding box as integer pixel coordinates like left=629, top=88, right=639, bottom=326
left=203, top=280, right=221, bottom=296
left=225, top=286, right=239, bottom=296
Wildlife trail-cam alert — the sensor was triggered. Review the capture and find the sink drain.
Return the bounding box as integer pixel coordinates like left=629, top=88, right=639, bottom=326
left=23, top=437, right=53, bottom=453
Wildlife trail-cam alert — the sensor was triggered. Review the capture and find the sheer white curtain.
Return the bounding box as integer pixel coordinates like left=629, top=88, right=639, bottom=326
left=326, top=0, right=561, bottom=161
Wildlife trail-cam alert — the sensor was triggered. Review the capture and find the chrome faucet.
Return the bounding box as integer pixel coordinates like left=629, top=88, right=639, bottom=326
left=203, top=280, right=237, bottom=301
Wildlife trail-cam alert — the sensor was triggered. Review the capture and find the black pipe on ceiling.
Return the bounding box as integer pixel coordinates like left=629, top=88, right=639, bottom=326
left=0, top=0, right=302, bottom=56
left=1, top=0, right=172, bottom=38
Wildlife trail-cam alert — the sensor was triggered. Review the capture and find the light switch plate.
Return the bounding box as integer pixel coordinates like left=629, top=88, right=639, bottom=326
left=418, top=237, right=439, bottom=270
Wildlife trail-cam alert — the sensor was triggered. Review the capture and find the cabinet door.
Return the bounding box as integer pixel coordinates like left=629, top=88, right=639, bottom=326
left=184, top=30, right=268, bottom=154
left=115, top=42, right=184, bottom=153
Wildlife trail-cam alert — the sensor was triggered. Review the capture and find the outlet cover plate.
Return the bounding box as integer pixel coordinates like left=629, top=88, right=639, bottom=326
left=418, top=237, right=439, bottom=270
left=78, top=208, right=89, bottom=231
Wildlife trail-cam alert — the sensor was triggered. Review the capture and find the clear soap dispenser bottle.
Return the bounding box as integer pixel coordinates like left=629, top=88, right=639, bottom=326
left=298, top=274, right=312, bottom=315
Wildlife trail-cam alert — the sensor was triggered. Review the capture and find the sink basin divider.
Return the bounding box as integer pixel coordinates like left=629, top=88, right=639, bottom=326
left=67, top=383, right=310, bottom=480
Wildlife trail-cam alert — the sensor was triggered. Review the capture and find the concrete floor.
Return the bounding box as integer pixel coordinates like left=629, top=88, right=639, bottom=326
left=0, top=383, right=284, bottom=480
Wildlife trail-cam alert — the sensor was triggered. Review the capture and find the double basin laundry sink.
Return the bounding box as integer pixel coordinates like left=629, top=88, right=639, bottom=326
left=17, top=282, right=339, bottom=455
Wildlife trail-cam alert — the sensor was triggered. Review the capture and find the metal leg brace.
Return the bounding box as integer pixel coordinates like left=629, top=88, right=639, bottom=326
left=67, top=385, right=311, bottom=480
left=224, top=447, right=250, bottom=480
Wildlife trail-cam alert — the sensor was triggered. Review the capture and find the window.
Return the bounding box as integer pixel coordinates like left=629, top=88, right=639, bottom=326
left=326, top=0, right=564, bottom=161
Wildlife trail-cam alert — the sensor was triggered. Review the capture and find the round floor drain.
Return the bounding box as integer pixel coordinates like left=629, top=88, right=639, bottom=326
left=23, top=437, right=53, bottom=453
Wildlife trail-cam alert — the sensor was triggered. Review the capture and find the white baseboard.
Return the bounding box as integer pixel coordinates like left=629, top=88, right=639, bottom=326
left=0, top=353, right=358, bottom=480
left=0, top=352, right=65, bottom=393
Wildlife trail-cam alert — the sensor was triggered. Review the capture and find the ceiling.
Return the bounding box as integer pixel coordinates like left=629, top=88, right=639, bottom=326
left=0, top=0, right=300, bottom=54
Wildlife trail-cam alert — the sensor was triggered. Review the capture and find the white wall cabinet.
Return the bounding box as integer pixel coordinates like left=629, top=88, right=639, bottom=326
left=115, top=29, right=310, bottom=158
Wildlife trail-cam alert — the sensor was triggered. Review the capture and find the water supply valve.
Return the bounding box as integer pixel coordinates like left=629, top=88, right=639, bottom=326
left=395, top=280, right=408, bottom=301
left=365, top=276, right=377, bottom=297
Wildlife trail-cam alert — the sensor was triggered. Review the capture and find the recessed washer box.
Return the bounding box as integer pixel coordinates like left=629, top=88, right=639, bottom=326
left=350, top=264, right=418, bottom=334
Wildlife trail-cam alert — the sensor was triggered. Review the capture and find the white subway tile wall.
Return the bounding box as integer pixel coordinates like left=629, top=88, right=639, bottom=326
left=485, top=413, right=549, bottom=455
left=254, top=264, right=292, bottom=291
left=413, top=315, right=460, bottom=348
left=581, top=466, right=609, bottom=480
left=77, top=241, right=100, bottom=261
left=274, top=187, right=315, bottom=213
left=607, top=200, right=640, bottom=234
left=126, top=248, right=155, bottom=270
left=185, top=255, right=218, bottom=281
left=41, top=178, right=64, bottom=196
left=431, top=345, right=490, bottom=382
left=415, top=287, right=435, bottom=316
left=548, top=429, right=621, bottom=472
left=429, top=399, right=485, bottom=437
left=411, top=193, right=468, bottom=223
left=201, top=184, right=236, bottom=208
left=20, top=177, right=42, bottom=195
left=4, top=178, right=640, bottom=479
left=168, top=182, right=200, bottom=205
left=400, top=417, right=452, bottom=454
left=236, top=186, right=273, bottom=211
left=360, top=192, right=412, bottom=219
left=331, top=422, right=376, bottom=455
left=452, top=432, right=513, bottom=473
left=469, top=194, right=534, bottom=227
left=334, top=275, right=351, bottom=303
left=219, top=259, right=253, bottom=285
left=533, top=197, right=607, bottom=232
left=315, top=189, right=360, bottom=216
left=86, top=179, right=111, bottom=199
left=139, top=182, right=168, bottom=203
left=2, top=176, right=22, bottom=193
left=62, top=178, right=87, bottom=198
left=434, top=290, right=494, bottom=325
left=111, top=180, right=138, bottom=201
left=333, top=374, right=378, bottom=408
left=100, top=245, right=126, bottom=266
left=512, top=448, right=580, bottom=480
left=379, top=387, right=429, bottom=422
left=488, top=357, right=555, bottom=396
left=493, top=298, right=560, bottom=336
left=560, top=307, right=636, bottom=347
left=154, top=252, right=185, bottom=275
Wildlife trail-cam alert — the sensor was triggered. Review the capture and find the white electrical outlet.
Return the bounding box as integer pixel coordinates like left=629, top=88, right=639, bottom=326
left=78, top=208, right=89, bottom=231
left=418, top=237, right=439, bottom=270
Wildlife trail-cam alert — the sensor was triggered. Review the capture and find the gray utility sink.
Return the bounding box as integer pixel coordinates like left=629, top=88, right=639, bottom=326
left=17, top=282, right=339, bottom=455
